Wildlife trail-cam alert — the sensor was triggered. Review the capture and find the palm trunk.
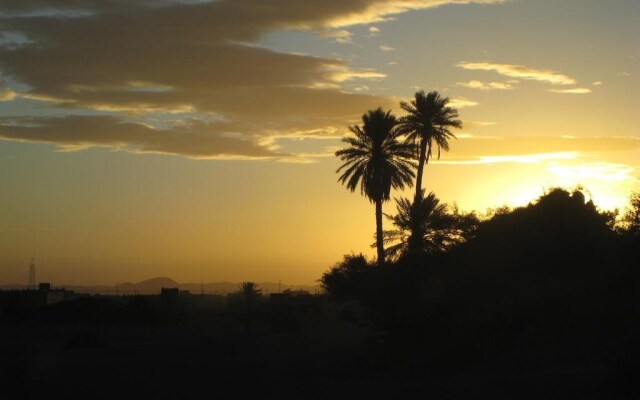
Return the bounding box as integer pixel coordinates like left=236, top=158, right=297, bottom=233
left=245, top=300, right=252, bottom=334
left=375, top=199, right=385, bottom=266
left=408, top=139, right=428, bottom=257
left=414, top=138, right=428, bottom=202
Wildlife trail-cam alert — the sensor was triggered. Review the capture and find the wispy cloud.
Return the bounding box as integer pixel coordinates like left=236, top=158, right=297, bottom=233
left=438, top=152, right=579, bottom=165
left=317, top=29, right=353, bottom=43
left=548, top=162, right=637, bottom=183
left=456, top=133, right=500, bottom=139
left=0, top=116, right=283, bottom=160
left=0, top=88, right=17, bottom=101
left=463, top=121, right=498, bottom=128
left=326, top=0, right=506, bottom=27
left=433, top=136, right=640, bottom=170
left=379, top=44, right=395, bottom=52
left=549, top=88, right=592, bottom=94
left=457, top=80, right=514, bottom=90
left=456, top=62, right=576, bottom=85
left=326, top=68, right=386, bottom=82
left=449, top=98, right=479, bottom=108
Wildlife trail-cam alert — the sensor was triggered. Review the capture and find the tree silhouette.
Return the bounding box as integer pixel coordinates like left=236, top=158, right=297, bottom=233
left=335, top=108, right=416, bottom=265
left=384, top=190, right=478, bottom=260
left=620, top=192, right=640, bottom=236
left=239, top=282, right=261, bottom=334
left=320, top=253, right=370, bottom=299
left=397, top=91, right=462, bottom=256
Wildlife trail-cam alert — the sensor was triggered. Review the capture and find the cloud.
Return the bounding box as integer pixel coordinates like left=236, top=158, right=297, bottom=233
left=438, top=152, right=578, bottom=165
left=457, top=80, right=515, bottom=90
left=379, top=44, right=395, bottom=52
left=324, top=0, right=506, bottom=27
left=317, top=29, right=353, bottom=43
left=448, top=98, right=479, bottom=108
left=369, top=26, right=380, bottom=33
left=549, top=88, right=592, bottom=94
left=548, top=162, right=637, bottom=183
left=0, top=0, right=504, bottom=159
left=0, top=115, right=283, bottom=159
left=442, top=135, right=640, bottom=163
left=456, top=62, right=576, bottom=85
left=463, top=121, right=497, bottom=128
left=592, top=81, right=603, bottom=86
left=0, top=88, right=17, bottom=101
left=325, top=68, right=387, bottom=83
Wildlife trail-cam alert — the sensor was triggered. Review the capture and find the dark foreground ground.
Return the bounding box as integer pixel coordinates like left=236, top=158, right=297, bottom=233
left=1, top=303, right=634, bottom=400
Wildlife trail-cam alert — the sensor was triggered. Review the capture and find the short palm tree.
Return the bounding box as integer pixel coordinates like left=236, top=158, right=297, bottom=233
left=239, top=282, right=260, bottom=334
left=336, top=108, right=416, bottom=265
left=385, top=191, right=448, bottom=260
left=397, top=91, right=462, bottom=255
left=384, top=191, right=479, bottom=261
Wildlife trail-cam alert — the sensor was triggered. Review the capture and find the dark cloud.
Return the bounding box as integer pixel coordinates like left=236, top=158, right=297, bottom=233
left=0, top=115, right=282, bottom=159
left=0, top=0, right=502, bottom=158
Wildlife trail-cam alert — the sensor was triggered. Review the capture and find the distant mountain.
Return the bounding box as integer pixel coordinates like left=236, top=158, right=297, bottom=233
left=1, top=277, right=322, bottom=295
left=116, top=277, right=179, bottom=294
left=180, top=281, right=322, bottom=295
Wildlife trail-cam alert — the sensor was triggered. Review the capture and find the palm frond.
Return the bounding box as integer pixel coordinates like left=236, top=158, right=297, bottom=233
left=334, top=107, right=416, bottom=203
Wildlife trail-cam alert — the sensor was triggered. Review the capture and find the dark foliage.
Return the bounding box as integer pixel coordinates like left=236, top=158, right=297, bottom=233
left=320, top=253, right=372, bottom=300
left=619, top=191, right=640, bottom=236
left=384, top=190, right=479, bottom=261
left=323, top=187, right=640, bottom=395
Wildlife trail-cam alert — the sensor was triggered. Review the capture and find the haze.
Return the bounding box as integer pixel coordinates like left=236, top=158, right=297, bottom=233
left=0, top=0, right=638, bottom=285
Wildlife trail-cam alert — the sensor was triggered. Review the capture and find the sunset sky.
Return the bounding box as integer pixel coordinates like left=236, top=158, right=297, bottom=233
left=1, top=0, right=638, bottom=285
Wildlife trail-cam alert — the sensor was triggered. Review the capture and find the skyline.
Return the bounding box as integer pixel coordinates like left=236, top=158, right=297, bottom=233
left=1, top=0, right=638, bottom=285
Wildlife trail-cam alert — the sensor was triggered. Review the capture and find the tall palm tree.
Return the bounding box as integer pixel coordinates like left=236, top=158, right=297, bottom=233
left=398, top=90, right=462, bottom=200
left=336, top=108, right=416, bottom=265
left=384, top=190, right=478, bottom=261
left=397, top=91, right=462, bottom=255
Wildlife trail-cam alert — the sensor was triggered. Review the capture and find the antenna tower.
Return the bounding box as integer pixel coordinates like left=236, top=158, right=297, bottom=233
left=28, top=257, right=36, bottom=289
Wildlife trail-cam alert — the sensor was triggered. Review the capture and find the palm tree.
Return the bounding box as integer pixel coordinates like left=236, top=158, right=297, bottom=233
left=336, top=108, right=416, bottom=265
left=398, top=91, right=462, bottom=200
left=239, top=282, right=260, bottom=334
left=384, top=190, right=478, bottom=261
left=397, top=91, right=462, bottom=255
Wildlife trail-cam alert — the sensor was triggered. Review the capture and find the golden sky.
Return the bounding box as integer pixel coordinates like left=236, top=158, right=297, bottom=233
left=0, top=0, right=638, bottom=285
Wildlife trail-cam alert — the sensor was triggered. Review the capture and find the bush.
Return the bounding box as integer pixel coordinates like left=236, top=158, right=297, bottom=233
left=320, top=253, right=371, bottom=300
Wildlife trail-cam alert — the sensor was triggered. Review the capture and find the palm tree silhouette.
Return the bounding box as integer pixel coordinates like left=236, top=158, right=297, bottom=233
left=239, top=282, right=261, bottom=334
left=397, top=91, right=462, bottom=255
left=384, top=190, right=478, bottom=260
left=385, top=190, right=448, bottom=260
left=336, top=108, right=416, bottom=265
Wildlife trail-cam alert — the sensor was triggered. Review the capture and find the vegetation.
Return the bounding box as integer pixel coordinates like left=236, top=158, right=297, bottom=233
left=319, top=253, right=370, bottom=300
left=239, top=282, right=261, bottom=334
left=327, top=91, right=639, bottom=394
left=397, top=91, right=462, bottom=257
left=383, top=190, right=478, bottom=261
left=619, top=191, right=640, bottom=236
left=335, top=108, right=416, bottom=265
left=323, top=187, right=639, bottom=385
